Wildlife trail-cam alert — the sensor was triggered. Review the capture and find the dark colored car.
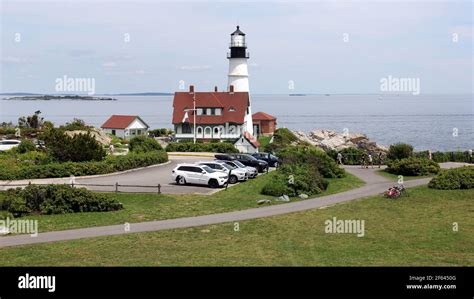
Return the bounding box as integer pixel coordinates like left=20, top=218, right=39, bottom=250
left=251, top=152, right=280, bottom=167
left=214, top=153, right=268, bottom=172
left=231, top=154, right=268, bottom=173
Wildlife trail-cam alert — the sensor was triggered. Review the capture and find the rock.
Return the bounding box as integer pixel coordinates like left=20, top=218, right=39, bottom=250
left=277, top=195, right=290, bottom=202
left=298, top=194, right=309, bottom=199
left=293, top=129, right=387, bottom=153
left=257, top=199, right=272, bottom=205
left=200, top=229, right=210, bottom=233
left=65, top=128, right=112, bottom=146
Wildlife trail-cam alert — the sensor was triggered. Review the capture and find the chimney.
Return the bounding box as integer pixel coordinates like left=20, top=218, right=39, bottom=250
left=214, top=86, right=218, bottom=92
left=189, top=85, right=194, bottom=94
left=229, top=85, right=234, bottom=93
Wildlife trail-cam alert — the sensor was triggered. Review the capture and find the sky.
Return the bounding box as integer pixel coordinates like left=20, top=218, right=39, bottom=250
left=0, top=0, right=472, bottom=94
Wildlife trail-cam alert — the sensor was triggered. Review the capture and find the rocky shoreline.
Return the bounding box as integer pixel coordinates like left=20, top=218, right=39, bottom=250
left=292, top=129, right=388, bottom=153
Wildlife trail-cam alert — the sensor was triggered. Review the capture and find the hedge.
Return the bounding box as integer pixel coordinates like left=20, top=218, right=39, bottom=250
left=414, top=151, right=474, bottom=164
left=0, top=151, right=168, bottom=180
left=278, top=145, right=345, bottom=178
left=387, top=143, right=414, bottom=161
left=1, top=184, right=123, bottom=217
left=428, top=167, right=474, bottom=190
left=166, top=142, right=238, bottom=153
left=386, top=157, right=440, bottom=176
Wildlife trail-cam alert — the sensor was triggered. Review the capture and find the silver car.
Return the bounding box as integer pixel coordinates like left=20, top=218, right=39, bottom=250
left=218, top=159, right=258, bottom=179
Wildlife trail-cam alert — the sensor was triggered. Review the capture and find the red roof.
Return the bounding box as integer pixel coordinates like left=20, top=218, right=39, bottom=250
left=252, top=111, right=276, bottom=121
left=243, top=131, right=260, bottom=148
left=101, top=115, right=149, bottom=129
left=172, top=92, right=249, bottom=125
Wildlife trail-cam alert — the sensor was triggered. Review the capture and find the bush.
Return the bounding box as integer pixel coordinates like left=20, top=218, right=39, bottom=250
left=261, top=164, right=328, bottom=197
left=264, top=128, right=298, bottom=153
left=413, top=151, right=473, bottom=164
left=1, top=185, right=123, bottom=217
left=129, top=136, right=163, bottom=153
left=386, top=157, right=440, bottom=176
left=278, top=145, right=345, bottom=178
left=428, top=167, right=474, bottom=190
left=149, top=128, right=173, bottom=137
left=387, top=143, right=414, bottom=161
left=0, top=151, right=168, bottom=180
left=16, top=139, right=36, bottom=153
left=43, top=128, right=105, bottom=162
left=165, top=142, right=238, bottom=153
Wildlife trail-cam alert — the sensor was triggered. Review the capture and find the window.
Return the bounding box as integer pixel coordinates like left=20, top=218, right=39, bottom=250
left=229, top=107, right=236, bottom=112
left=206, top=108, right=212, bottom=115
left=197, top=108, right=203, bottom=115
left=111, top=129, right=116, bottom=135
left=182, top=123, right=191, bottom=134
left=215, top=108, right=222, bottom=115
left=202, top=109, right=207, bottom=115
left=210, top=108, right=215, bottom=115
left=197, top=127, right=203, bottom=135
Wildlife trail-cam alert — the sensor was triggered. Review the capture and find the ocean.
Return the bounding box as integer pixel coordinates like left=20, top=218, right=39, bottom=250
left=1, top=94, right=472, bottom=151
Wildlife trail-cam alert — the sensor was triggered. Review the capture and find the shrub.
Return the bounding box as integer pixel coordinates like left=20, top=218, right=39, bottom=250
left=428, top=167, right=474, bottom=190
left=2, top=185, right=123, bottom=217
left=129, top=136, right=163, bottom=153
left=386, top=157, right=440, bottom=176
left=165, top=142, right=238, bottom=153
left=414, top=151, right=473, bottom=164
left=331, top=147, right=367, bottom=165
left=387, top=143, right=414, bottom=161
left=264, top=128, right=298, bottom=153
left=16, top=139, right=36, bottom=153
left=43, top=128, right=105, bottom=162
left=149, top=128, right=173, bottom=137
left=261, top=164, right=328, bottom=197
left=0, top=151, right=168, bottom=180
left=278, top=145, right=345, bottom=178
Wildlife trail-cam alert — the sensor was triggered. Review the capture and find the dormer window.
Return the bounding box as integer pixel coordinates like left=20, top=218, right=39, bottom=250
left=229, top=107, right=236, bottom=112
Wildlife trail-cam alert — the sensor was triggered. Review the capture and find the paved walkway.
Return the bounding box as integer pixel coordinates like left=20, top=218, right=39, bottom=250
left=0, top=162, right=469, bottom=248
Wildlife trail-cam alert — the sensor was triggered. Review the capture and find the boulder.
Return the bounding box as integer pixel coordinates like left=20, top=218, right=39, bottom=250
left=277, top=195, right=290, bottom=202
left=298, top=194, right=309, bottom=199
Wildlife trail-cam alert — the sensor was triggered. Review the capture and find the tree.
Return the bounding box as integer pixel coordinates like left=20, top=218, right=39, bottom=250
left=18, top=111, right=44, bottom=129
left=42, top=128, right=105, bottom=162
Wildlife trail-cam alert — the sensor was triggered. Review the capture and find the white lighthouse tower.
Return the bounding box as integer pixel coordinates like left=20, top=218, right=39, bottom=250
left=227, top=26, right=253, bottom=135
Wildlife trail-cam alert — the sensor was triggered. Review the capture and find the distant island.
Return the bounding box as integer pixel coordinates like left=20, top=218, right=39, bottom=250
left=2, top=95, right=117, bottom=101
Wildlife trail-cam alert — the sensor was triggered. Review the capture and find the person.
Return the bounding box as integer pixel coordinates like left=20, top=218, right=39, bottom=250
left=337, top=152, right=343, bottom=165
left=360, top=155, right=366, bottom=169
left=378, top=152, right=384, bottom=168
left=108, top=143, right=115, bottom=155
left=428, top=150, right=432, bottom=160
left=468, top=149, right=472, bottom=163
left=368, top=153, right=373, bottom=168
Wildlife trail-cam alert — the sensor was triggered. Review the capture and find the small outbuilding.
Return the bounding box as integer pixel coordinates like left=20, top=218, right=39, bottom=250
left=101, top=115, right=149, bottom=139
left=252, top=112, right=277, bottom=136
left=234, top=131, right=260, bottom=154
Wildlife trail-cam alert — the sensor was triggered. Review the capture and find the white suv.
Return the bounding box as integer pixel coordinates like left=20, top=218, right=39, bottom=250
left=172, top=164, right=228, bottom=188
left=196, top=161, right=248, bottom=184
left=0, top=139, right=21, bottom=151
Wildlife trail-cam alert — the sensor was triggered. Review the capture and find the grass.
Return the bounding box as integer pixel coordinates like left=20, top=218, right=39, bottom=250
left=0, top=172, right=364, bottom=233
left=376, top=169, right=432, bottom=181
left=0, top=185, right=472, bottom=266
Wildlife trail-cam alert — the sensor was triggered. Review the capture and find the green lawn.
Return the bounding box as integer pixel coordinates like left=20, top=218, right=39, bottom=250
left=1, top=185, right=472, bottom=266
left=376, top=169, right=432, bottom=181
left=0, top=172, right=364, bottom=233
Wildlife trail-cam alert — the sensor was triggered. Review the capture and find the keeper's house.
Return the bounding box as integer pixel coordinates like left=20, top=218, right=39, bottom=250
left=172, top=85, right=252, bottom=142
left=101, top=115, right=149, bottom=139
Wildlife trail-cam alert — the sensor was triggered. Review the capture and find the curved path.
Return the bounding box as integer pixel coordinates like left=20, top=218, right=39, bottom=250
left=0, top=163, right=469, bottom=248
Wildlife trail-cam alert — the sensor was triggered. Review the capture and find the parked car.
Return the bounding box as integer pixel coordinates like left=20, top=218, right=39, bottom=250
left=219, top=160, right=258, bottom=178
left=0, top=139, right=21, bottom=151
left=196, top=161, right=248, bottom=184
left=171, top=164, right=228, bottom=188
left=252, top=152, right=280, bottom=167
left=214, top=154, right=235, bottom=161
left=232, top=154, right=268, bottom=173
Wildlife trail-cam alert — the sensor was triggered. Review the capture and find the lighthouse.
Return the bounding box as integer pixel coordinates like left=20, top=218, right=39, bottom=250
left=227, top=26, right=253, bottom=135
